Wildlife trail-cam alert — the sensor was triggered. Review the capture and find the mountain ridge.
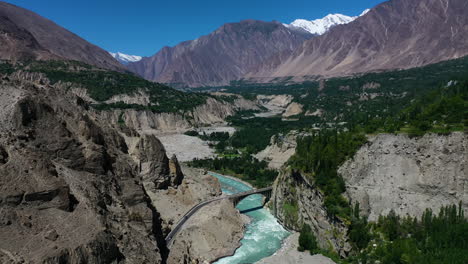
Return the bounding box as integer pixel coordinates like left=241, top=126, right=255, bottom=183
left=127, top=20, right=313, bottom=87
left=246, top=0, right=468, bottom=81
left=0, top=1, right=123, bottom=71
left=284, top=9, right=370, bottom=35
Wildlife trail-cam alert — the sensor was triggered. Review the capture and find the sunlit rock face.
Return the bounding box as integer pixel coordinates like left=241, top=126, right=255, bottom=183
left=248, top=0, right=468, bottom=81
left=339, top=132, right=468, bottom=221
left=0, top=73, right=166, bottom=263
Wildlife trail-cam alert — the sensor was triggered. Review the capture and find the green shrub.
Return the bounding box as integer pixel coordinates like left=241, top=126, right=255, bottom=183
left=283, top=201, right=299, bottom=226
left=298, top=224, right=318, bottom=254
left=184, top=130, right=199, bottom=137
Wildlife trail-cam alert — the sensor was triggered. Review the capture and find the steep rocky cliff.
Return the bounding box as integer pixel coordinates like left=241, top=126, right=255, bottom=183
left=141, top=165, right=244, bottom=264
left=0, top=73, right=167, bottom=263
left=255, top=132, right=299, bottom=169
left=271, top=169, right=351, bottom=257
left=98, top=96, right=259, bottom=133
left=271, top=132, right=467, bottom=258
left=339, top=132, right=467, bottom=221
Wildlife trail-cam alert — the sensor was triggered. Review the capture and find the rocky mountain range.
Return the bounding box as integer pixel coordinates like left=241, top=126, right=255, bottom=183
left=247, top=0, right=468, bottom=81
left=127, top=20, right=313, bottom=87
left=128, top=0, right=468, bottom=88
left=284, top=10, right=369, bottom=36
left=0, top=1, right=122, bottom=71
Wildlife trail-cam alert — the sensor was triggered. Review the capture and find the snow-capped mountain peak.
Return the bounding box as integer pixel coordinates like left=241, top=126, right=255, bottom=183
left=360, top=9, right=371, bottom=16
left=109, top=52, right=142, bottom=65
left=285, top=10, right=370, bottom=35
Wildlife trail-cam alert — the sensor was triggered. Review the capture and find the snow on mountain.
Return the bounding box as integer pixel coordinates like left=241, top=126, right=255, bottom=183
left=109, top=52, right=142, bottom=65
left=284, top=9, right=370, bottom=35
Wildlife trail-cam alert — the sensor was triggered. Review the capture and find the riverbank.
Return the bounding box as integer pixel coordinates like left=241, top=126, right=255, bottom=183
left=256, top=233, right=337, bottom=264
left=208, top=171, right=294, bottom=234
left=208, top=171, right=255, bottom=189
left=155, top=166, right=245, bottom=264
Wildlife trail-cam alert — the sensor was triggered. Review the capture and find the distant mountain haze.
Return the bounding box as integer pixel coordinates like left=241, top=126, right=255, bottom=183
left=0, top=1, right=123, bottom=70
left=247, top=0, right=468, bottom=81
left=127, top=20, right=314, bottom=87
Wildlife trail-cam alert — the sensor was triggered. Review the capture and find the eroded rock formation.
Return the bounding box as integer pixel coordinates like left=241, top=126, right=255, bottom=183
left=0, top=75, right=167, bottom=263
left=255, top=132, right=300, bottom=169
left=96, top=96, right=259, bottom=133
left=271, top=132, right=467, bottom=257
left=339, top=132, right=468, bottom=220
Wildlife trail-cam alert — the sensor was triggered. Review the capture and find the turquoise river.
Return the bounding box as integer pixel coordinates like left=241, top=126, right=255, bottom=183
left=210, top=172, right=290, bottom=264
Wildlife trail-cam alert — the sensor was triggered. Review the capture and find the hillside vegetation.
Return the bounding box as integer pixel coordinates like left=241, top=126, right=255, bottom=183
left=0, top=60, right=209, bottom=113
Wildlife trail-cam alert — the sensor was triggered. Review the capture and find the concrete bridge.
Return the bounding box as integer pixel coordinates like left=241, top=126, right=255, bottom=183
left=165, top=186, right=273, bottom=248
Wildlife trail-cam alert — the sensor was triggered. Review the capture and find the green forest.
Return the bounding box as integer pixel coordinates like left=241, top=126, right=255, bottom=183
left=297, top=203, right=468, bottom=264
left=349, top=203, right=467, bottom=264
left=289, top=130, right=367, bottom=220
left=201, top=56, right=468, bottom=131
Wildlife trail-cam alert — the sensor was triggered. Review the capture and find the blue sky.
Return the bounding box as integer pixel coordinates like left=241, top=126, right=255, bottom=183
left=5, top=0, right=385, bottom=56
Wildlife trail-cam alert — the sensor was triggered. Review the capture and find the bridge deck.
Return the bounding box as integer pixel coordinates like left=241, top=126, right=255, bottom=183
left=165, top=186, right=272, bottom=247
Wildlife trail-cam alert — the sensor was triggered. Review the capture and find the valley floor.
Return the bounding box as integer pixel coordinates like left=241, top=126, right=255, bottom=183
left=156, top=133, right=214, bottom=162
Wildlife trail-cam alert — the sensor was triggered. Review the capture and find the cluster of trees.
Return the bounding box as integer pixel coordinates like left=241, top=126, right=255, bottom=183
left=184, top=130, right=199, bottom=137
left=227, top=114, right=322, bottom=154
left=189, top=154, right=277, bottom=188
left=184, top=131, right=232, bottom=152
left=230, top=127, right=274, bottom=154
left=289, top=130, right=367, bottom=220
left=199, top=131, right=230, bottom=141
left=348, top=80, right=467, bottom=136
left=0, top=61, right=15, bottom=74
left=394, top=80, right=467, bottom=135
left=185, top=126, right=279, bottom=187
left=347, top=203, right=467, bottom=264
left=348, top=203, right=371, bottom=251
left=298, top=224, right=318, bottom=253
left=184, top=131, right=230, bottom=141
